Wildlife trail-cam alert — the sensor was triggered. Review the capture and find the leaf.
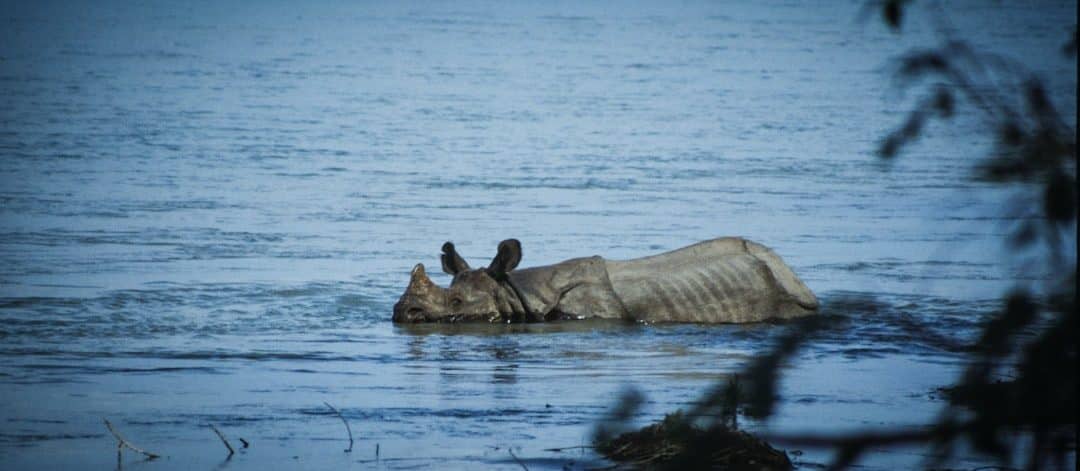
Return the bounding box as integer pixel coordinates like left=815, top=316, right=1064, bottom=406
left=883, top=0, right=904, bottom=32
left=878, top=134, right=902, bottom=159
left=998, top=121, right=1024, bottom=147
left=1043, top=171, right=1076, bottom=224
left=976, top=291, right=1037, bottom=358
left=593, top=387, right=645, bottom=444
left=933, top=87, right=954, bottom=118
left=897, top=51, right=948, bottom=79
left=1008, top=220, right=1037, bottom=248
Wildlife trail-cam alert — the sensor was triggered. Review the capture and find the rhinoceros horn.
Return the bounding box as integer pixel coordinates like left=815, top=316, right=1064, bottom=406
left=408, top=263, right=437, bottom=290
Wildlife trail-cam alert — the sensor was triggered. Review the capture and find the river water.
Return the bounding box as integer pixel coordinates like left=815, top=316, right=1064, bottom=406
left=1, top=1, right=1075, bottom=469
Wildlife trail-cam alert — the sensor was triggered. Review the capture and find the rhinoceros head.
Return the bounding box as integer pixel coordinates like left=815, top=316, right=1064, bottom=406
left=392, top=239, right=523, bottom=323
left=391, top=263, right=448, bottom=323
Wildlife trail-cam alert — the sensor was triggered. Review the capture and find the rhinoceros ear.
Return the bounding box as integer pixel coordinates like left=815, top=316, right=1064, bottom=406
left=441, top=242, right=470, bottom=275
left=488, top=239, right=522, bottom=276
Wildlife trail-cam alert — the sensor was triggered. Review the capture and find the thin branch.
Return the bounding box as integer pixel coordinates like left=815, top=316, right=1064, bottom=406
left=508, top=447, right=529, bottom=471
left=208, top=423, right=235, bottom=457
left=543, top=445, right=596, bottom=452
left=940, top=55, right=1014, bottom=126
left=103, top=419, right=160, bottom=460
left=323, top=402, right=354, bottom=453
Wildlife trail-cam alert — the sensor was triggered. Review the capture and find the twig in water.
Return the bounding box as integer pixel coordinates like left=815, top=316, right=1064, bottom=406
left=323, top=401, right=354, bottom=452
left=103, top=419, right=160, bottom=461
left=543, top=445, right=595, bottom=452
left=208, top=423, right=235, bottom=457
left=508, top=447, right=529, bottom=471
left=238, top=437, right=250, bottom=448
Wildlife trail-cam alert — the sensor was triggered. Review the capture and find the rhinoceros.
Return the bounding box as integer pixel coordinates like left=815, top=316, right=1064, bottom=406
left=392, top=237, right=818, bottom=324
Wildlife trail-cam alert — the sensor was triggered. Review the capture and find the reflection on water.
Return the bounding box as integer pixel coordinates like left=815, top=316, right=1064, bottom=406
left=0, top=0, right=1075, bottom=469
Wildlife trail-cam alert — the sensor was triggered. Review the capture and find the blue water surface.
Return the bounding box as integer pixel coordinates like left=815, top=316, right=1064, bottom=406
left=0, top=1, right=1075, bottom=469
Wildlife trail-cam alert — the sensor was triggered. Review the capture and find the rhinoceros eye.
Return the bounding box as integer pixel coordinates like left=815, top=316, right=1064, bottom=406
left=450, top=297, right=463, bottom=309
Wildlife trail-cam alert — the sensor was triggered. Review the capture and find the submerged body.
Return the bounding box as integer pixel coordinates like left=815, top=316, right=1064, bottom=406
left=393, top=237, right=818, bottom=324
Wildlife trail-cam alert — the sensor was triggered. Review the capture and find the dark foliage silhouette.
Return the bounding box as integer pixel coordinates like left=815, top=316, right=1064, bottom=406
left=596, top=3, right=1075, bottom=469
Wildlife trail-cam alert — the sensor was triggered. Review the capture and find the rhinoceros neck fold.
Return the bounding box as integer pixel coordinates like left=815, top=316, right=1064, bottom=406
left=507, top=256, right=627, bottom=321
left=491, top=273, right=532, bottom=322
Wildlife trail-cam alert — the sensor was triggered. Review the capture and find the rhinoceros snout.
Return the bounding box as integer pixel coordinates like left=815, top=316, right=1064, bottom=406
left=392, top=302, right=428, bottom=323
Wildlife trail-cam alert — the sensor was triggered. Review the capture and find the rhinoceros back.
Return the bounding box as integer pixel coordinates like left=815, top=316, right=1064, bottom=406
left=604, top=237, right=817, bottom=323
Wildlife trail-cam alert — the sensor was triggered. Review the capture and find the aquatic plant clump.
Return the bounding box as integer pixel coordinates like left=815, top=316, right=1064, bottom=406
left=595, top=412, right=792, bottom=470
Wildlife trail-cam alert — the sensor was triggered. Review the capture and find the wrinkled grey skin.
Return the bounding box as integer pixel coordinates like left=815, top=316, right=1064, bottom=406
left=392, top=237, right=819, bottom=324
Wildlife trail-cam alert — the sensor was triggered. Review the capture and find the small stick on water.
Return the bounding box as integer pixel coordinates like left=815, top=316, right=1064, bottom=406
left=238, top=437, right=250, bottom=448
left=543, top=445, right=595, bottom=452
left=508, top=447, right=529, bottom=471
left=375, top=443, right=380, bottom=461
left=208, top=424, right=235, bottom=457
left=323, top=402, right=353, bottom=453
left=103, top=419, right=160, bottom=460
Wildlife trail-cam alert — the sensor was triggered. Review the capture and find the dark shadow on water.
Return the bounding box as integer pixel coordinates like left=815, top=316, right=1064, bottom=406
left=393, top=318, right=642, bottom=337
left=391, top=290, right=997, bottom=364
